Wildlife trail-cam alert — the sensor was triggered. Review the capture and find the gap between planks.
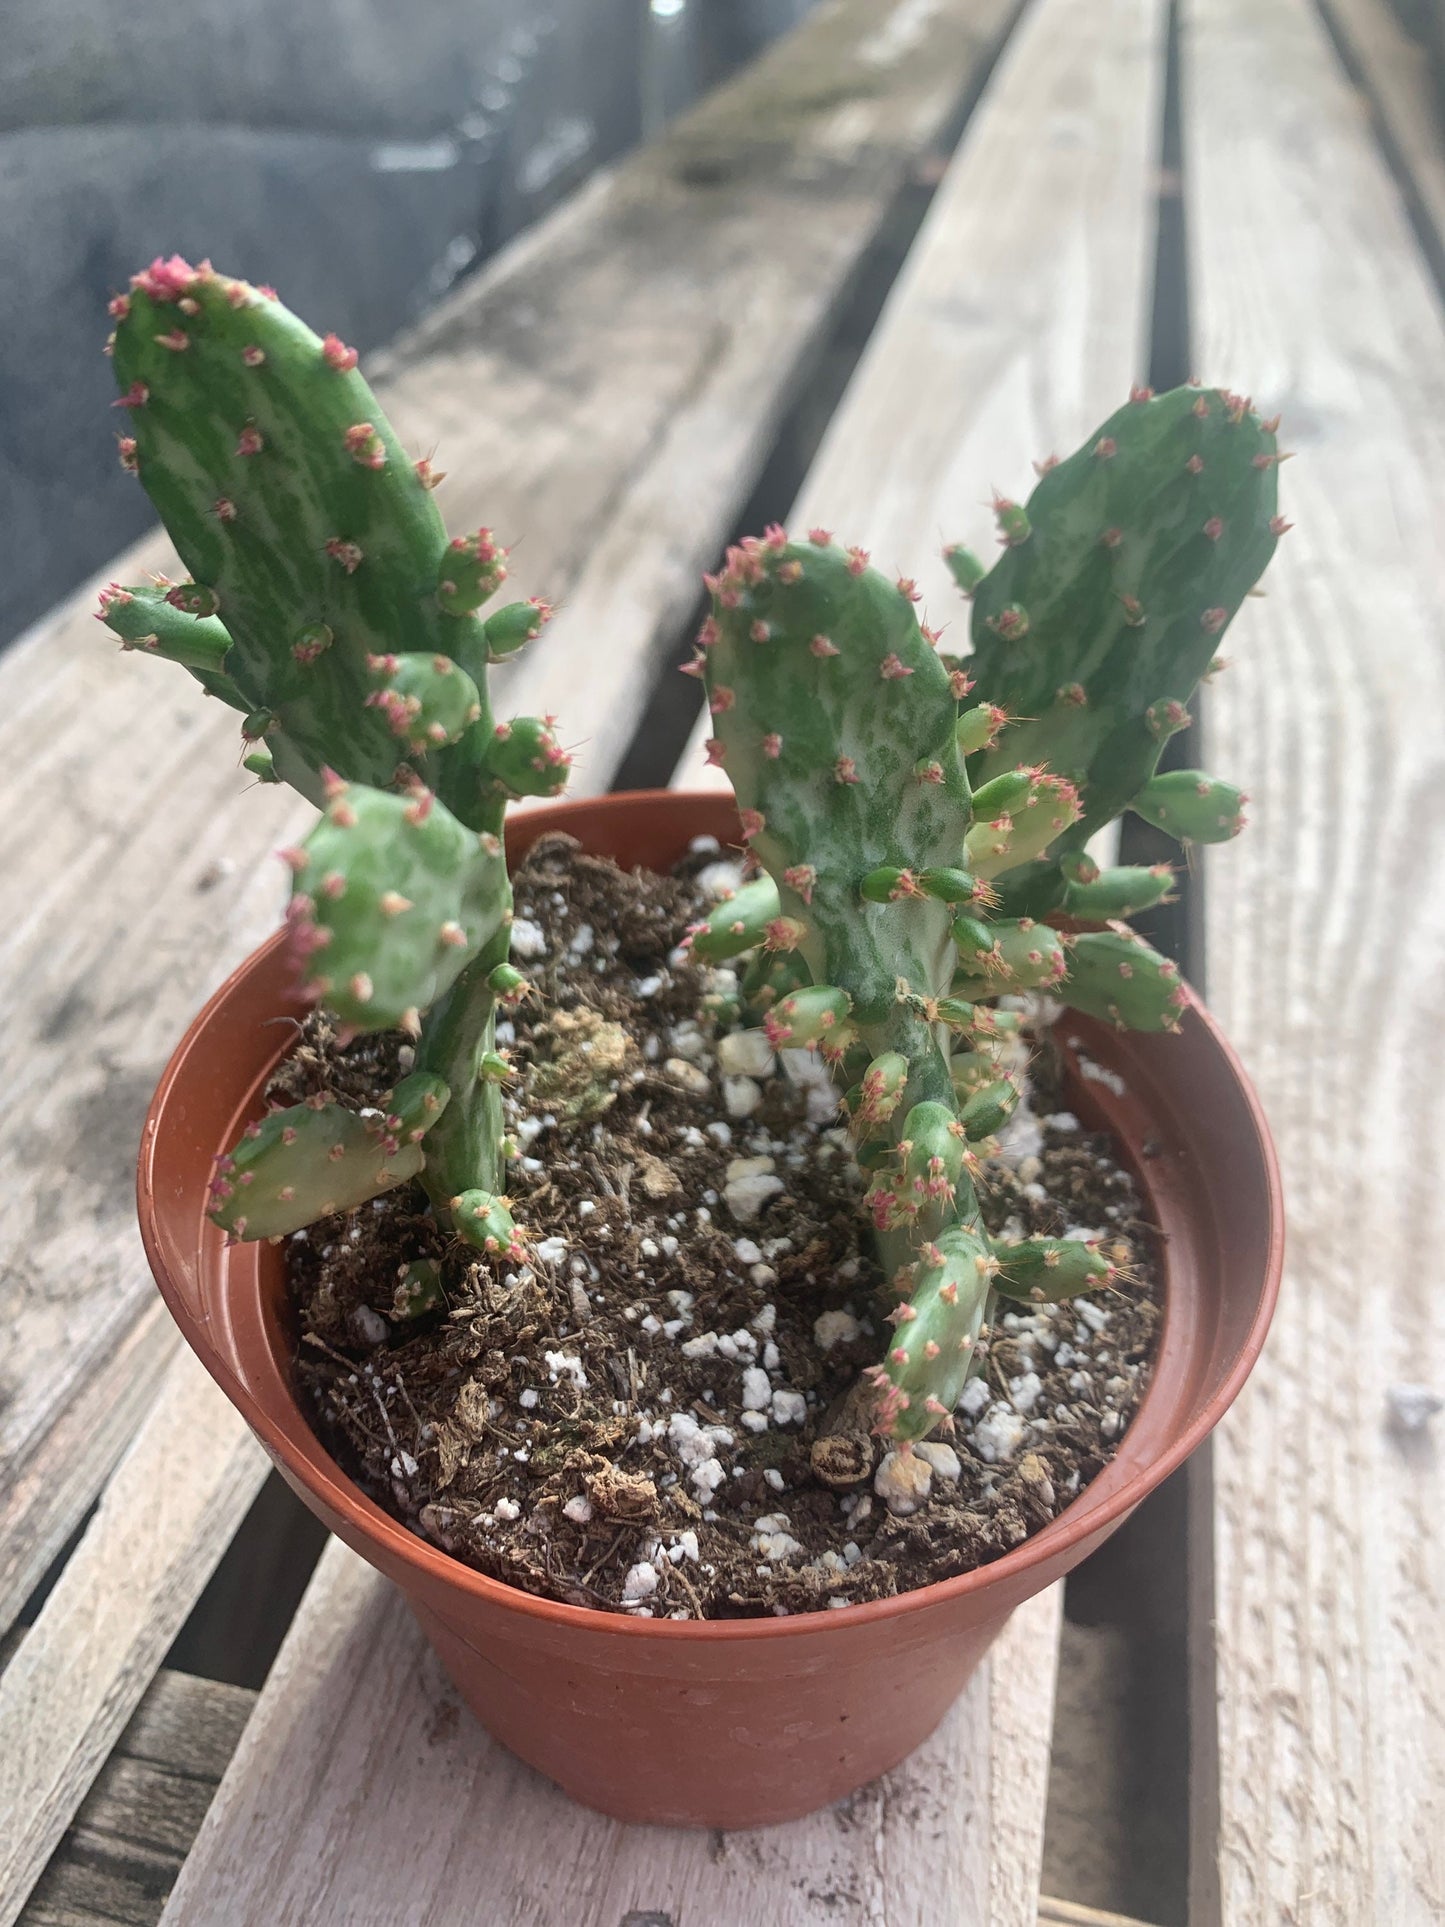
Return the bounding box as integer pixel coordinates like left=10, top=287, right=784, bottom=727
left=1183, top=0, right=1445, bottom=1918
left=18, top=1668, right=257, bottom=1927
left=0, top=0, right=1021, bottom=1739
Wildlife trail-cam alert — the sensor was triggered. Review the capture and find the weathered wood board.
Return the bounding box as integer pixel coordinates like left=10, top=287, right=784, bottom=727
left=19, top=1668, right=256, bottom=1927
left=1184, top=0, right=1445, bottom=1917
left=0, top=1352, right=264, bottom=1927
left=1317, top=0, right=1445, bottom=271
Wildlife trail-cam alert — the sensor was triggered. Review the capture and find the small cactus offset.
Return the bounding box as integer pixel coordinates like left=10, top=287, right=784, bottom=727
left=99, top=257, right=570, bottom=1252
left=692, top=385, right=1282, bottom=1440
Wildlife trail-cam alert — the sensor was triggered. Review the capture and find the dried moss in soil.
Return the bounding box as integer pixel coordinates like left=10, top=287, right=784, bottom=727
left=277, top=835, right=1162, bottom=1619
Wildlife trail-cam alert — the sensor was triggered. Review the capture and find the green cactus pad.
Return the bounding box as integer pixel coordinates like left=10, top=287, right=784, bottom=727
left=450, top=1189, right=523, bottom=1258
left=366, top=651, right=481, bottom=754
left=482, top=598, right=552, bottom=660
left=993, top=1236, right=1117, bottom=1303
left=111, top=260, right=490, bottom=789
left=966, top=770, right=1081, bottom=878
left=960, top=917, right=1068, bottom=993
left=207, top=1071, right=448, bottom=1239
left=1059, top=927, right=1188, bottom=1030
left=869, top=1226, right=994, bottom=1439
left=739, top=947, right=811, bottom=1020
left=958, top=1076, right=1019, bottom=1141
left=1061, top=862, right=1176, bottom=917
left=943, top=543, right=987, bottom=596
left=436, top=530, right=508, bottom=616
left=1129, top=770, right=1247, bottom=843
left=688, top=877, right=781, bottom=961
left=287, top=780, right=506, bottom=1029
left=763, top=984, right=852, bottom=1050
left=392, top=1258, right=445, bottom=1319
left=477, top=715, right=572, bottom=800
left=962, top=386, right=1280, bottom=835
left=97, top=580, right=244, bottom=707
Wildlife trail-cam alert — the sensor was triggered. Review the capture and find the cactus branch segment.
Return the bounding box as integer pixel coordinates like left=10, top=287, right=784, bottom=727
left=207, top=1072, right=449, bottom=1238
left=961, top=386, right=1279, bottom=835
left=111, top=259, right=500, bottom=793
left=97, top=581, right=245, bottom=708
left=1057, top=926, right=1188, bottom=1031
left=694, top=382, right=1281, bottom=1439
left=106, top=258, right=573, bottom=1249
left=285, top=779, right=507, bottom=1031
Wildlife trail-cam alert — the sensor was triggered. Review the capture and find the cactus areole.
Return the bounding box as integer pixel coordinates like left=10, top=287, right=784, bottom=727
left=104, top=262, right=1279, bottom=1460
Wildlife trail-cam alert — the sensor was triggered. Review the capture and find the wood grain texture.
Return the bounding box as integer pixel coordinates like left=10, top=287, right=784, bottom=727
left=0, top=0, right=1018, bottom=1652
left=677, top=0, right=1168, bottom=785
left=0, top=1351, right=265, bottom=1927
left=1184, top=0, right=1445, bottom=1918
left=160, top=1541, right=1061, bottom=1927
left=1317, top=0, right=1445, bottom=268
left=19, top=1670, right=257, bottom=1927
left=0, top=1304, right=176, bottom=1644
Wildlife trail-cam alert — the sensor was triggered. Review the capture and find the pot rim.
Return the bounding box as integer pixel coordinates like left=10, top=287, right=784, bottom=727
left=138, top=789, right=1284, bottom=1644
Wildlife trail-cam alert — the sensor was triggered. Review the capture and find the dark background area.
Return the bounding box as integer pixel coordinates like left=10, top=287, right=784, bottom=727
left=0, top=0, right=815, bottom=653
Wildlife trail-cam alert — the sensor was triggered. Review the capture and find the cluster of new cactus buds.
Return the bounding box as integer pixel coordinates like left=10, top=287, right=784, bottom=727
left=691, top=384, right=1282, bottom=1439
left=98, top=257, right=571, bottom=1253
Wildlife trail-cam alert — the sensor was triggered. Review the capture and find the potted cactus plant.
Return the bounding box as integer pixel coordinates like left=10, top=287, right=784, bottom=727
left=120, top=257, right=1281, bottom=1828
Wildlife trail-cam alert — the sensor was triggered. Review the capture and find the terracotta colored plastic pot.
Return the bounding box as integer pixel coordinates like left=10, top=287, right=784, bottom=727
left=138, top=790, right=1282, bottom=1829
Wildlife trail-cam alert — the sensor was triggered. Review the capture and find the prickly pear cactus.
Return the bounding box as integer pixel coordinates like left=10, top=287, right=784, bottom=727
left=97, top=257, right=570, bottom=1251
left=692, top=385, right=1283, bottom=1440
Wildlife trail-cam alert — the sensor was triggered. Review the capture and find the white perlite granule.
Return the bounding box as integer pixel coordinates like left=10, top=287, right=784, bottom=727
left=813, top=1309, right=861, bottom=1351
left=509, top=917, right=546, bottom=960
left=717, top=1029, right=776, bottom=1079
left=723, top=1155, right=784, bottom=1222
left=915, top=1441, right=962, bottom=1482
left=874, top=1448, right=932, bottom=1515
left=972, top=1403, right=1028, bottom=1464
left=622, top=1562, right=659, bottom=1602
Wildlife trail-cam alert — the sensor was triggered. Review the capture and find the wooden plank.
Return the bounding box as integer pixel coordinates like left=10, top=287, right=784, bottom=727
left=19, top=1669, right=256, bottom=1927
left=159, top=1541, right=1060, bottom=1926
left=15, top=1649, right=1157, bottom=1927
left=1318, top=0, right=1445, bottom=270
left=0, top=0, right=1020, bottom=1657
left=1183, top=0, right=1445, bottom=1918
left=678, top=0, right=1167, bottom=782
left=0, top=1352, right=265, bottom=1927
left=0, top=1304, right=176, bottom=1644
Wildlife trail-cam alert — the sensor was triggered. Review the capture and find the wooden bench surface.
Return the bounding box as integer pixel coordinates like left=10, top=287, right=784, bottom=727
left=1183, top=0, right=1445, bottom=1915
left=2, top=0, right=1443, bottom=1918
